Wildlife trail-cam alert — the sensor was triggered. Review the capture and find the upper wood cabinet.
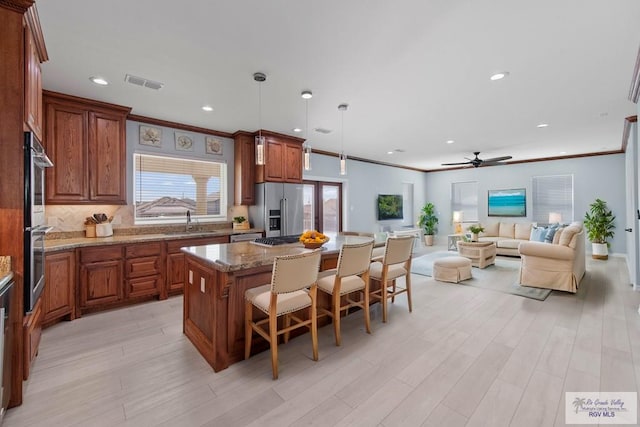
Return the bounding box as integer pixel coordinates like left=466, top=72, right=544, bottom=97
left=256, top=131, right=304, bottom=184
left=43, top=91, right=131, bottom=204
left=233, top=132, right=256, bottom=205
left=24, top=22, right=43, bottom=140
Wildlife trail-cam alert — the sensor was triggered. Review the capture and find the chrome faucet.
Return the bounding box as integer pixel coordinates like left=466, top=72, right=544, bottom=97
left=186, top=210, right=193, bottom=232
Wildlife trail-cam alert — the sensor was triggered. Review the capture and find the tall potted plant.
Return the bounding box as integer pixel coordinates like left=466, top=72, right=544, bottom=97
left=583, top=198, right=615, bottom=260
left=418, top=202, right=439, bottom=246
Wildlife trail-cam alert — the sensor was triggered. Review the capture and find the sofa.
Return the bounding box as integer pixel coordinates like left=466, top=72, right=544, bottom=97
left=517, top=222, right=586, bottom=293
left=476, top=222, right=535, bottom=257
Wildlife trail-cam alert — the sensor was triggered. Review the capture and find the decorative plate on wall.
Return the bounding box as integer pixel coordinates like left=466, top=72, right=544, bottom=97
left=139, top=126, right=162, bottom=147
left=205, top=136, right=223, bottom=155
left=175, top=132, right=194, bottom=151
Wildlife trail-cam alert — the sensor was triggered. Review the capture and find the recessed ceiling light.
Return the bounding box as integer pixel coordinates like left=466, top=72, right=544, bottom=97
left=536, top=123, right=549, bottom=128
left=490, top=72, right=509, bottom=81
left=89, top=76, right=109, bottom=86
left=201, top=105, right=213, bottom=112
left=293, top=128, right=302, bottom=133
left=301, top=90, right=312, bottom=99
left=560, top=151, right=567, bottom=155
left=446, top=140, right=454, bottom=144
left=387, top=151, right=394, bottom=155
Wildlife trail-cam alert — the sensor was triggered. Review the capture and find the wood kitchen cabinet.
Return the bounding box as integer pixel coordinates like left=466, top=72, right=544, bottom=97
left=24, top=12, right=44, bottom=141
left=78, top=246, right=124, bottom=313
left=233, top=131, right=256, bottom=205
left=43, top=250, right=75, bottom=325
left=166, top=236, right=229, bottom=295
left=43, top=91, right=131, bottom=204
left=256, top=131, right=304, bottom=183
left=124, top=242, right=164, bottom=300
left=22, top=298, right=42, bottom=381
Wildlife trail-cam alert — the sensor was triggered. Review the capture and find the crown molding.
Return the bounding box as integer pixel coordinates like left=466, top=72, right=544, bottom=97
left=0, top=0, right=34, bottom=13
left=128, top=114, right=233, bottom=139
left=622, top=115, right=637, bottom=151
left=24, top=4, right=48, bottom=62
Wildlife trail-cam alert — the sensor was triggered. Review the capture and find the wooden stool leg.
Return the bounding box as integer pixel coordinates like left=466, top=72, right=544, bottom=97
left=269, top=311, right=278, bottom=380
left=381, top=275, right=388, bottom=323
left=332, top=292, right=342, bottom=346
left=406, top=274, right=413, bottom=312
left=244, top=301, right=253, bottom=359
left=363, top=277, right=371, bottom=334
left=310, top=287, right=318, bottom=361
left=283, top=314, right=291, bottom=343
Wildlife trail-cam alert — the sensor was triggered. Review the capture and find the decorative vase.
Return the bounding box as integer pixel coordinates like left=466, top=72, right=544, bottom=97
left=471, top=233, right=478, bottom=242
left=592, top=242, right=608, bottom=260
left=423, top=235, right=434, bottom=246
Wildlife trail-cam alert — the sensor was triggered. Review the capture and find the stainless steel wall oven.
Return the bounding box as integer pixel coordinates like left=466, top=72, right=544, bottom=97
left=24, top=132, right=53, bottom=313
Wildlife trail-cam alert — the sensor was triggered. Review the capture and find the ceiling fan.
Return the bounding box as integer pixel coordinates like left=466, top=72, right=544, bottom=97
left=441, top=151, right=513, bottom=168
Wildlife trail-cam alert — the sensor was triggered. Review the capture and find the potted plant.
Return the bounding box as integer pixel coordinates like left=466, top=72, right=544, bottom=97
left=584, top=198, right=615, bottom=260
left=467, top=224, right=484, bottom=242
left=233, top=216, right=249, bottom=230
left=417, top=202, right=439, bottom=246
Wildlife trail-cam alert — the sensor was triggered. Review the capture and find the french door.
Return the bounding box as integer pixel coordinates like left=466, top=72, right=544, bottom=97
left=303, top=181, right=342, bottom=237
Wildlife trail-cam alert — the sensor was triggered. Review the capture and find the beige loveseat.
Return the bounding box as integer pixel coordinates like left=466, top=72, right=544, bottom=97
left=517, top=222, right=585, bottom=293
left=476, top=222, right=534, bottom=257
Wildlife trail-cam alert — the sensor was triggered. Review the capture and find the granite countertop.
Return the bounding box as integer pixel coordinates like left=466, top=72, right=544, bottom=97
left=182, top=235, right=384, bottom=273
left=45, top=228, right=264, bottom=252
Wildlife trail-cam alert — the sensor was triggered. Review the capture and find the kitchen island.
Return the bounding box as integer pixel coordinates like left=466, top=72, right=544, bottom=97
left=182, top=235, right=382, bottom=372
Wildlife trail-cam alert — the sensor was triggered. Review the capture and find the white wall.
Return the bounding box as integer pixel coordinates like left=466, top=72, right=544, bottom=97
left=424, top=154, right=627, bottom=254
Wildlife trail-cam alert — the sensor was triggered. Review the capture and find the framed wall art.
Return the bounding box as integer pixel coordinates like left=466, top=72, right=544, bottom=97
left=488, top=188, right=526, bottom=217
left=205, top=136, right=223, bottom=155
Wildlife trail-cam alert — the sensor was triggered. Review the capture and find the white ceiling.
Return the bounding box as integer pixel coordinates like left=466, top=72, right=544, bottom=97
left=37, top=0, right=640, bottom=170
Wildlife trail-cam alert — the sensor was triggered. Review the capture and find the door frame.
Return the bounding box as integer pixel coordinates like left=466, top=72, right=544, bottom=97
left=303, top=180, right=343, bottom=234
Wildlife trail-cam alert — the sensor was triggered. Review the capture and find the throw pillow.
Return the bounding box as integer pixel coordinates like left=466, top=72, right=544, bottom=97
left=544, top=224, right=559, bottom=243
left=529, top=226, right=547, bottom=242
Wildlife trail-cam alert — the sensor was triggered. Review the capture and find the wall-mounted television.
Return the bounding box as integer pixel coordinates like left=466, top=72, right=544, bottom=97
left=377, top=194, right=403, bottom=220
left=488, top=188, right=526, bottom=217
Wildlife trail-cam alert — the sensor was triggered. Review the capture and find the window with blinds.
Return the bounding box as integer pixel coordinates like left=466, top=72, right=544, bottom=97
left=451, top=181, right=478, bottom=223
left=531, top=174, right=573, bottom=225
left=133, top=153, right=227, bottom=224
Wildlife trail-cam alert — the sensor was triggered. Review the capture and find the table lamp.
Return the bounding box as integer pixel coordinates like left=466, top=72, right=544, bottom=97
left=548, top=212, right=562, bottom=225
left=453, top=211, right=463, bottom=234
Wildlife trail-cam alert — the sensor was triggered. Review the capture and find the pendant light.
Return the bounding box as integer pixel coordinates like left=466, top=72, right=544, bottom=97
left=301, top=90, right=312, bottom=171
left=254, top=72, right=266, bottom=165
left=338, top=103, right=348, bottom=175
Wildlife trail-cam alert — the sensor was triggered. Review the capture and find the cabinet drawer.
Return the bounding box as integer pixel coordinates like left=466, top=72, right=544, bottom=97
left=80, top=246, right=123, bottom=263
left=125, top=256, right=161, bottom=278
left=126, top=275, right=162, bottom=299
left=126, top=242, right=161, bottom=258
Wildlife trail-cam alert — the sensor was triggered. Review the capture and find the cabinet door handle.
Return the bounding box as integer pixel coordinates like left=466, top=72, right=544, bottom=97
left=625, top=228, right=633, bottom=232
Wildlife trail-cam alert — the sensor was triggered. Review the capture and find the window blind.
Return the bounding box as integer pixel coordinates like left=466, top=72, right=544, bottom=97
left=531, top=174, right=573, bottom=225
left=451, top=181, right=478, bottom=223
left=133, top=153, right=227, bottom=223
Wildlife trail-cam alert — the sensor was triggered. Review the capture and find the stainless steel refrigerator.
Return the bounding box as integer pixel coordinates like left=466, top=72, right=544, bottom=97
left=249, top=183, right=304, bottom=238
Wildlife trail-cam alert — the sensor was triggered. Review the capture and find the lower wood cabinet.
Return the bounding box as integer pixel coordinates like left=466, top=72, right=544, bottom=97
left=125, top=242, right=164, bottom=299
left=23, top=298, right=42, bottom=381
left=166, top=236, right=229, bottom=295
left=43, top=250, right=75, bottom=324
left=78, top=246, right=124, bottom=312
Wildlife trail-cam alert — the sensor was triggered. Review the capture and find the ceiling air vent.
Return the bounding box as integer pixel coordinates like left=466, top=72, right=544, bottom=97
left=124, top=74, right=164, bottom=90
left=314, top=128, right=332, bottom=134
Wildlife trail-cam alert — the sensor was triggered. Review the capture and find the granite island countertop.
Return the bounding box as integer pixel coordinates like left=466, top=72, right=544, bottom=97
left=45, top=228, right=264, bottom=252
left=182, top=235, right=384, bottom=273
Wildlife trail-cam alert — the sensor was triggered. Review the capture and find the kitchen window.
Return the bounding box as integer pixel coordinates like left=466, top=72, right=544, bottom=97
left=133, top=153, right=227, bottom=224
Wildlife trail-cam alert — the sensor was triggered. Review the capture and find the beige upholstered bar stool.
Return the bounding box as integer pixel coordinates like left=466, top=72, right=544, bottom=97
left=369, top=235, right=414, bottom=323
left=317, top=240, right=375, bottom=346
left=244, top=250, right=322, bottom=379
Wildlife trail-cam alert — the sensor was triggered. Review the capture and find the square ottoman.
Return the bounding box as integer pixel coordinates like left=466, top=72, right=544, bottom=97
left=433, top=256, right=472, bottom=283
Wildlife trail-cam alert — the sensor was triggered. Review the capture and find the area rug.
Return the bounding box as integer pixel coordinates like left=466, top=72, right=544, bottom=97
left=411, top=251, right=552, bottom=301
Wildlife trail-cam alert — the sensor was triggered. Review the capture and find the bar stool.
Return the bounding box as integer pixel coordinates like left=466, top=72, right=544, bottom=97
left=244, top=250, right=322, bottom=379
left=369, top=235, right=414, bottom=323
left=317, top=240, right=375, bottom=346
